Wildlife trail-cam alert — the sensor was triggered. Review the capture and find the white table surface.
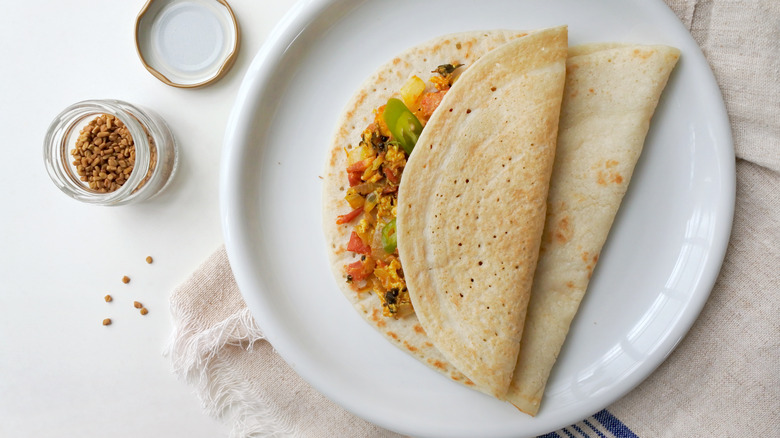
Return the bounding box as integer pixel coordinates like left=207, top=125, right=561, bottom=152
left=0, top=1, right=297, bottom=436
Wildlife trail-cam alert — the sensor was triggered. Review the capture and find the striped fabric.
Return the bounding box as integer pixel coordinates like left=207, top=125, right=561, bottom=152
left=539, top=410, right=637, bottom=438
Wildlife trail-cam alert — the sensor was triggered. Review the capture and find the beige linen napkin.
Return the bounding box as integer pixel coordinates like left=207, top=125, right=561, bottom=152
left=168, top=1, right=779, bottom=436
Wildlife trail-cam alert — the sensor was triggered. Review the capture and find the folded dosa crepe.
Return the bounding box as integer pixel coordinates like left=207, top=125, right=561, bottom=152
left=505, top=44, right=680, bottom=414
left=323, top=28, right=559, bottom=395
left=322, top=26, right=679, bottom=409
left=397, top=27, right=568, bottom=398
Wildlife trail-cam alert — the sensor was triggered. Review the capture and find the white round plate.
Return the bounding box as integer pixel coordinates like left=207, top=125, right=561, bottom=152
left=220, top=0, right=734, bottom=436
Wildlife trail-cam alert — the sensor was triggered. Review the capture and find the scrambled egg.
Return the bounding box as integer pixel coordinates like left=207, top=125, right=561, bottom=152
left=339, top=63, right=460, bottom=318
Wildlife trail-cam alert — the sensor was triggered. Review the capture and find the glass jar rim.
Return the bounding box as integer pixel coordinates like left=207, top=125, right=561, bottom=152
left=43, top=99, right=153, bottom=204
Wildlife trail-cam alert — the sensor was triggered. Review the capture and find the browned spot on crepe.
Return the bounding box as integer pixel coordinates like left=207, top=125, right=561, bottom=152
left=632, top=48, right=653, bottom=59
left=555, top=216, right=573, bottom=244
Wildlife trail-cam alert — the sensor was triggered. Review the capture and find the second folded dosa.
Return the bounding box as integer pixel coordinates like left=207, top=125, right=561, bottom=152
left=505, top=43, right=681, bottom=414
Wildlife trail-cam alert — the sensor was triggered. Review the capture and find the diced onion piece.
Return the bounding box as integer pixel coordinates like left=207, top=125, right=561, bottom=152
left=364, top=191, right=379, bottom=212
left=400, top=75, right=426, bottom=109
left=352, top=182, right=380, bottom=195
left=344, top=188, right=365, bottom=209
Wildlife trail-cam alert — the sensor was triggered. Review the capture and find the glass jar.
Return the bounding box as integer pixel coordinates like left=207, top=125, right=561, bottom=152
left=43, top=99, right=178, bottom=205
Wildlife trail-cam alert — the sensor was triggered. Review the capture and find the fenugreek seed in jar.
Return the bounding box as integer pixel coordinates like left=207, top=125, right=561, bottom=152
left=44, top=99, right=178, bottom=206
left=71, top=114, right=136, bottom=193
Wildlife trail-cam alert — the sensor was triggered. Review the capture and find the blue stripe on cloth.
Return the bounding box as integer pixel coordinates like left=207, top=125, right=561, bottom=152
left=583, top=418, right=608, bottom=438
left=561, top=427, right=577, bottom=438
left=572, top=423, right=591, bottom=437
left=593, top=409, right=638, bottom=438
left=537, top=410, right=636, bottom=438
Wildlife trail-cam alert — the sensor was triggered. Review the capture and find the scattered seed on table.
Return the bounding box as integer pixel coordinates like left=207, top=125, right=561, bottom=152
left=104, top=295, right=112, bottom=302
left=122, top=275, right=130, bottom=284
left=145, top=256, right=153, bottom=264
left=140, top=307, right=149, bottom=315
left=133, top=301, right=142, bottom=309
left=102, top=318, right=112, bottom=326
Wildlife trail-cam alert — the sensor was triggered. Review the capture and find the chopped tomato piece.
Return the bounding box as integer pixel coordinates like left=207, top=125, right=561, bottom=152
left=419, top=90, right=447, bottom=119
left=337, top=207, right=363, bottom=224
left=383, top=167, right=400, bottom=184
left=382, top=184, right=398, bottom=195
left=347, top=170, right=362, bottom=186
left=346, top=231, right=371, bottom=255
left=347, top=158, right=373, bottom=173
left=346, top=158, right=374, bottom=186
left=346, top=260, right=371, bottom=282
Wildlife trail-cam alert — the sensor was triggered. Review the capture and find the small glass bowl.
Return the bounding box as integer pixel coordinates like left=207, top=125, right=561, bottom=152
left=44, top=99, right=178, bottom=206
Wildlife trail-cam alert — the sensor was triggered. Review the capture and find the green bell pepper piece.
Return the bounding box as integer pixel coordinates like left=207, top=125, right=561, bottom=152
left=383, top=98, right=423, bottom=154
left=381, top=218, right=398, bottom=254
